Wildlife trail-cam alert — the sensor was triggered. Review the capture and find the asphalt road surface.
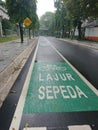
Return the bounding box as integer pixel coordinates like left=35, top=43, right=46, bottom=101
left=0, top=36, right=98, bottom=130
left=46, top=37, right=98, bottom=90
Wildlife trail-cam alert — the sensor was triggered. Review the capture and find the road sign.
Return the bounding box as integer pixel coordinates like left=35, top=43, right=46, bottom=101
left=23, top=17, right=32, bottom=27
left=23, top=62, right=98, bottom=113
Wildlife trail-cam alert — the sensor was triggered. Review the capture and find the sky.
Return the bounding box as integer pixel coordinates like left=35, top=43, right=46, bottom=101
left=37, top=0, right=56, bottom=18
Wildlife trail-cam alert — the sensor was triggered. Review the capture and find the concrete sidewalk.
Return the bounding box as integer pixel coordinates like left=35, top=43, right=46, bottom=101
left=0, top=38, right=33, bottom=72
left=59, top=38, right=98, bottom=50
left=0, top=37, right=38, bottom=107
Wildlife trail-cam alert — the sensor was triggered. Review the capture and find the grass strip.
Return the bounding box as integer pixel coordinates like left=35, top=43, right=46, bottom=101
left=0, top=36, right=20, bottom=43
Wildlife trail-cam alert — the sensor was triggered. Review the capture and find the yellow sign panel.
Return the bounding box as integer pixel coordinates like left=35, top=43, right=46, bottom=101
left=23, top=17, right=32, bottom=27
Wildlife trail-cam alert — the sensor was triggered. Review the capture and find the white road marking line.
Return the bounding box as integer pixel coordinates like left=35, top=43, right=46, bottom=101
left=68, top=125, right=92, bottom=130
left=45, top=38, right=98, bottom=96
left=23, top=127, right=47, bottom=130
left=9, top=41, right=39, bottom=130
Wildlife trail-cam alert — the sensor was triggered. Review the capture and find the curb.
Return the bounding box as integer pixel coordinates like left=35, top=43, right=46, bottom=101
left=0, top=37, right=39, bottom=107
left=59, top=38, right=98, bottom=50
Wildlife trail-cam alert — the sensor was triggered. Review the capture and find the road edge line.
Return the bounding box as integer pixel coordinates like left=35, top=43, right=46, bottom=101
left=45, top=38, right=98, bottom=96
left=9, top=38, right=39, bottom=130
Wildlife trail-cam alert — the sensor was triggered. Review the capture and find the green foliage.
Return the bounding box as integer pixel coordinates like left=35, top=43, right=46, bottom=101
left=2, top=19, right=11, bottom=35
left=29, top=14, right=39, bottom=30
left=62, top=0, right=98, bottom=39
left=39, top=12, right=55, bottom=35
left=81, top=0, right=98, bottom=18
left=2, top=19, right=16, bottom=35
left=0, top=36, right=20, bottom=43
left=55, top=9, right=62, bottom=31
left=0, top=0, right=6, bottom=7
left=63, top=0, right=98, bottom=21
left=6, top=0, right=37, bottom=23
left=5, top=0, right=38, bottom=42
left=54, top=0, right=69, bottom=37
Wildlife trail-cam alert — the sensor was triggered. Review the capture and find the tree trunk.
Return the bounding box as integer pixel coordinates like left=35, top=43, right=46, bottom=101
left=32, top=29, right=35, bottom=38
left=19, top=23, right=24, bottom=43
left=16, top=24, right=20, bottom=36
left=0, top=16, right=3, bottom=37
left=77, top=21, right=82, bottom=40
left=62, top=25, right=65, bottom=38
left=29, top=28, right=31, bottom=39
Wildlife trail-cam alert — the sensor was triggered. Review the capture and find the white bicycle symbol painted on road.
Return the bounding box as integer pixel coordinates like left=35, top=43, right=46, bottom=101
left=39, top=64, right=67, bottom=71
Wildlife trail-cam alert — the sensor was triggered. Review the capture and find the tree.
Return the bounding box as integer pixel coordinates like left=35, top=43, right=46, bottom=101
left=28, top=14, right=39, bottom=38
left=0, top=0, right=6, bottom=7
left=39, top=12, right=55, bottom=36
left=80, top=0, right=98, bottom=19
left=6, top=0, right=37, bottom=43
left=2, top=19, right=12, bottom=35
left=54, top=0, right=67, bottom=38
left=63, top=0, right=85, bottom=39
left=63, top=0, right=98, bottom=39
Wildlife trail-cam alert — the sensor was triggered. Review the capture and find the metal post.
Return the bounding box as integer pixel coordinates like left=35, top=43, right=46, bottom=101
left=0, top=16, right=3, bottom=37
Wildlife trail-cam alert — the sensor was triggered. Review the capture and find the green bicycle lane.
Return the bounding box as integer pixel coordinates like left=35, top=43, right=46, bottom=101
left=10, top=37, right=98, bottom=130
left=23, top=61, right=98, bottom=113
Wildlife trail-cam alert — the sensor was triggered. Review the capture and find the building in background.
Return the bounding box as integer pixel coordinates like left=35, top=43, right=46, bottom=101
left=84, top=20, right=98, bottom=41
